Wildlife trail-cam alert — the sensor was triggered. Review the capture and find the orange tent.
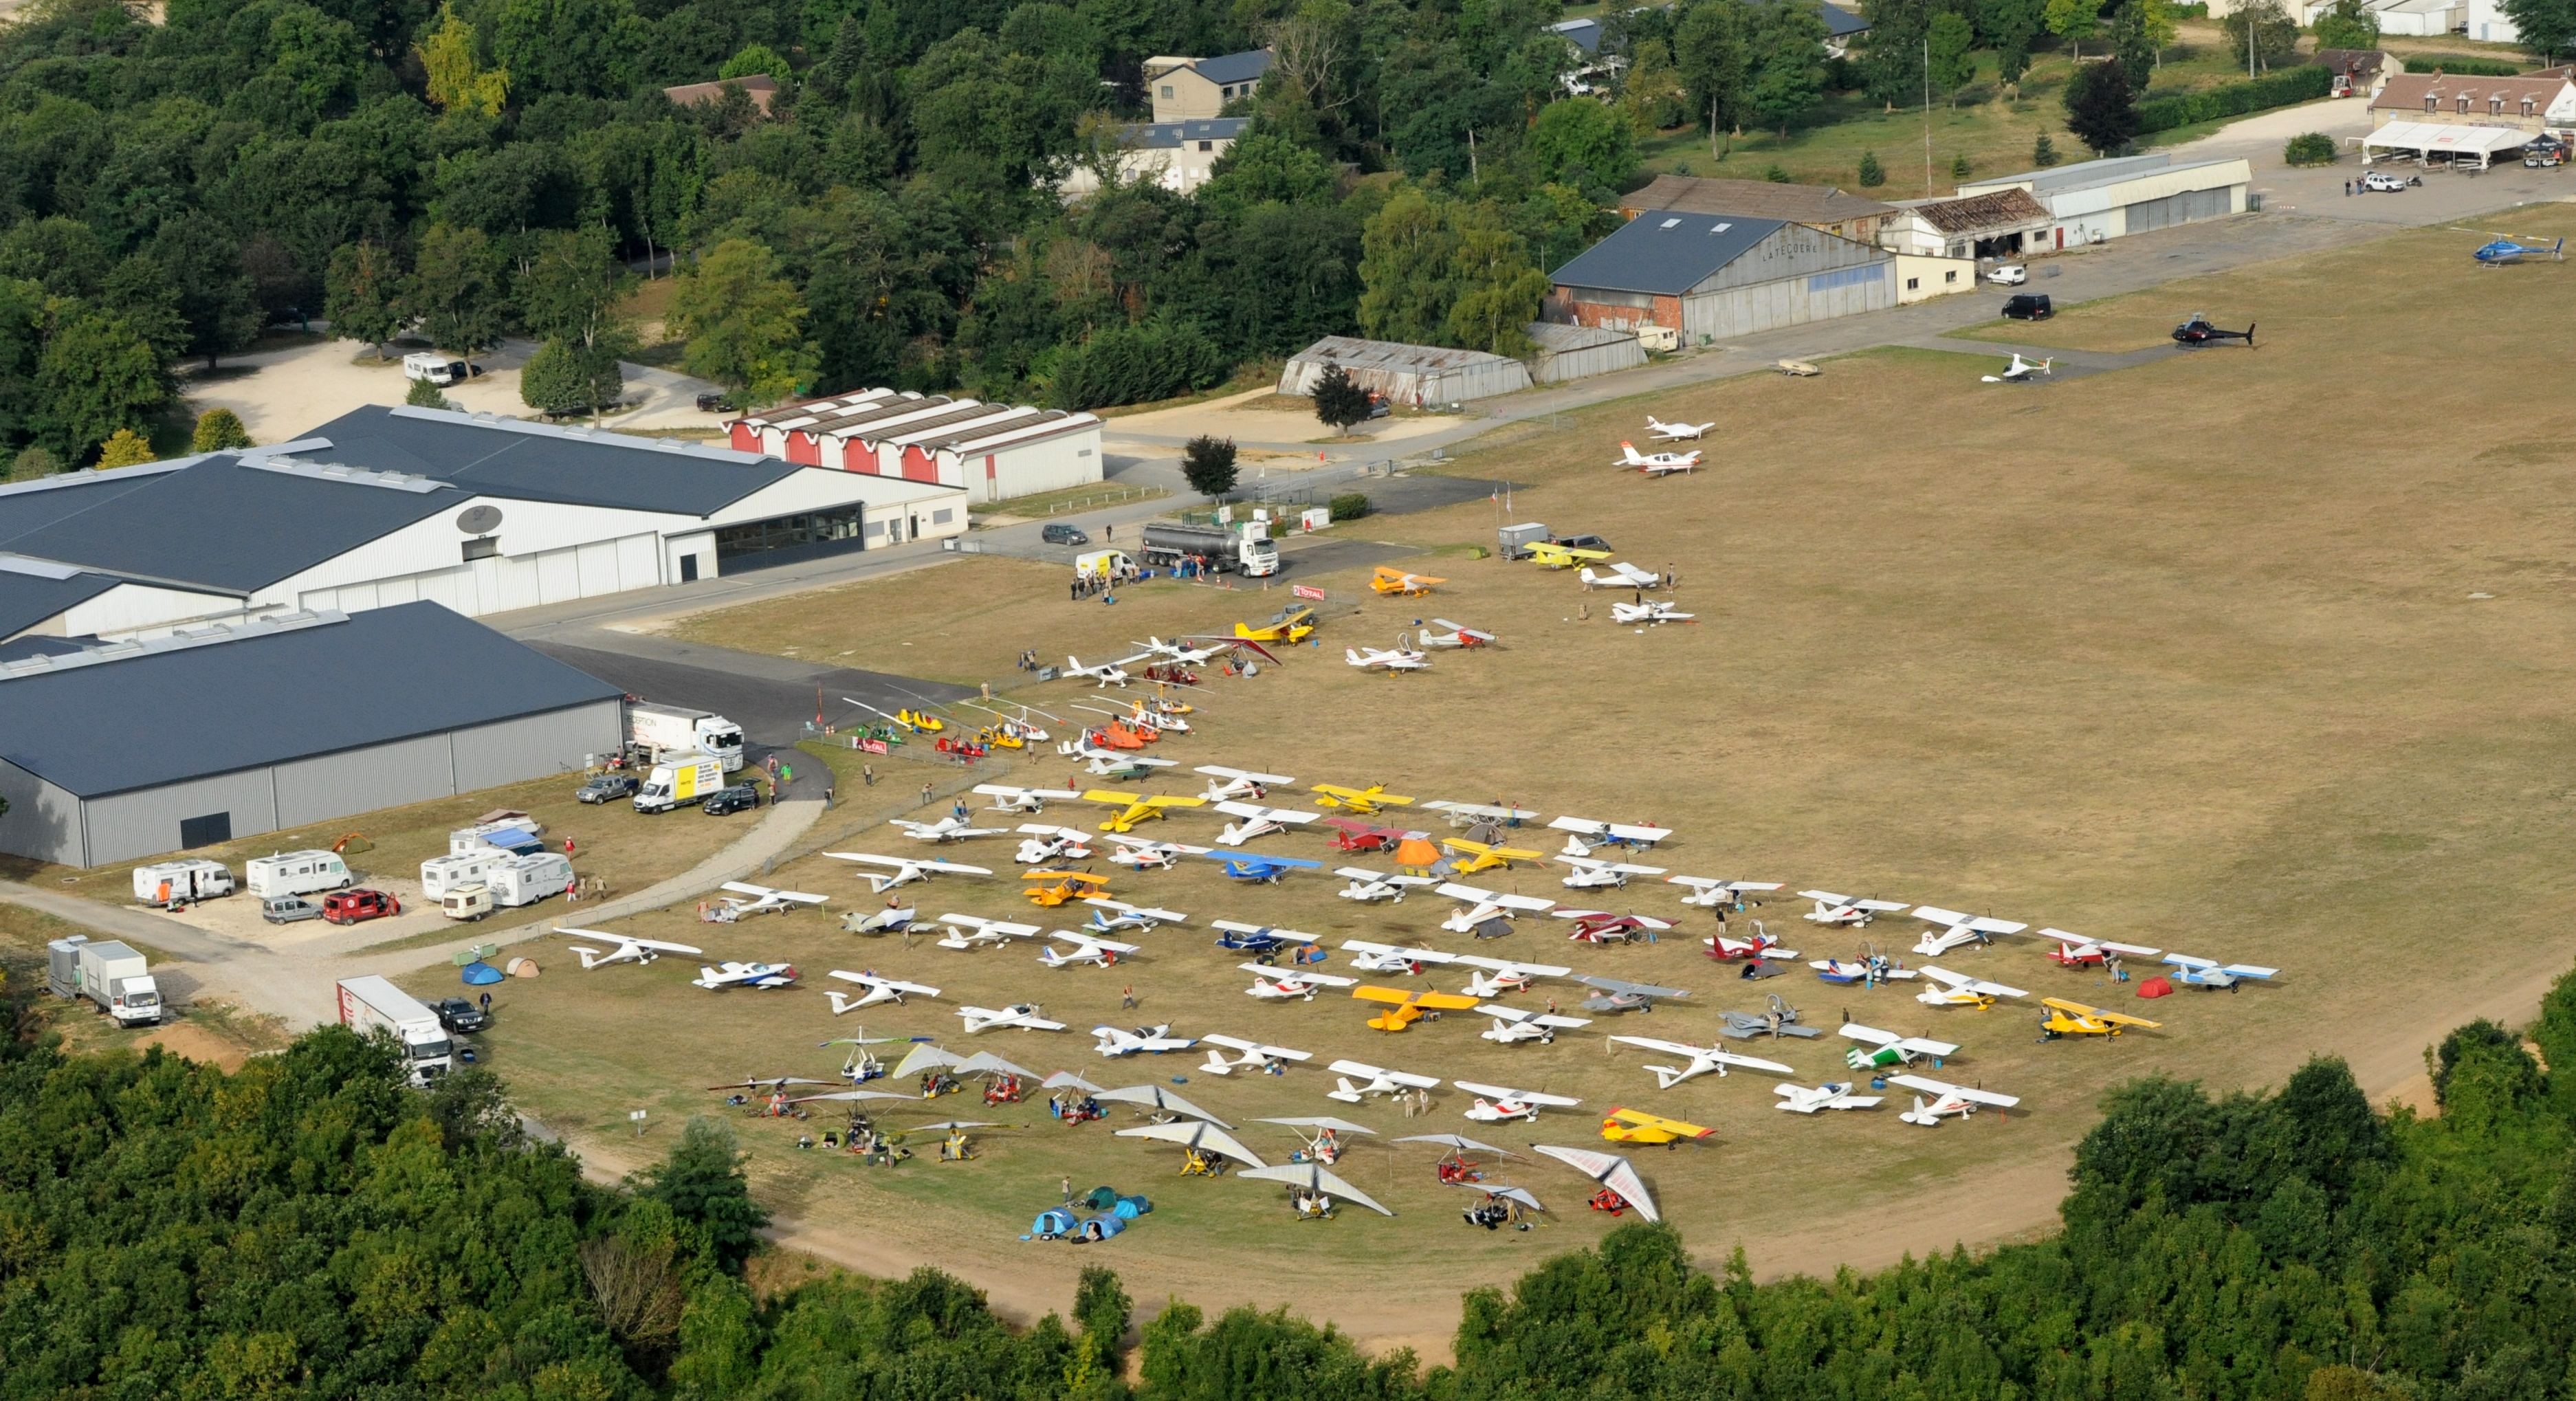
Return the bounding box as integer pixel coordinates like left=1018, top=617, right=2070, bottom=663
left=1392, top=837, right=1443, bottom=873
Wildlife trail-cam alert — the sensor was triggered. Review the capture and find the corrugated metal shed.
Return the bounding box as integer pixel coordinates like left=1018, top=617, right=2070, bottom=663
left=1552, top=214, right=1792, bottom=296
left=1526, top=322, right=1645, bottom=384
left=1278, top=337, right=1532, bottom=405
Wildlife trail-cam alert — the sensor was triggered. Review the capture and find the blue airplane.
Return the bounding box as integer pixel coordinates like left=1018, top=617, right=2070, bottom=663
left=2474, top=235, right=2563, bottom=265
left=1201, top=851, right=1323, bottom=884
left=1211, top=921, right=1297, bottom=953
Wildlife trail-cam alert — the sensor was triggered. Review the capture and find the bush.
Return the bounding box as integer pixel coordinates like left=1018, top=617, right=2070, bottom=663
left=10, top=445, right=59, bottom=480
left=2400, top=53, right=2522, bottom=75
left=2284, top=132, right=2337, bottom=165
left=1952, top=152, right=1972, bottom=178
left=2033, top=132, right=2060, bottom=168
left=2134, top=64, right=2333, bottom=134
left=96, top=428, right=154, bottom=469
left=1857, top=150, right=1886, bottom=187
left=1310, top=364, right=1374, bottom=432
left=1050, top=320, right=1225, bottom=410
left=189, top=406, right=252, bottom=452
left=405, top=375, right=449, bottom=408
left=1328, top=492, right=1372, bottom=521
left=1761, top=163, right=1792, bottom=182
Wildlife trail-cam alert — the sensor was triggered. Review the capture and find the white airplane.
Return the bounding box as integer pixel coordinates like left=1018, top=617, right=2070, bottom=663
left=1669, top=876, right=1785, bottom=907
left=693, top=960, right=798, bottom=989
left=1037, top=929, right=1141, bottom=969
left=1557, top=855, right=1669, bottom=889
left=1422, top=800, right=1542, bottom=828
left=1435, top=882, right=1557, bottom=934
left=1132, top=636, right=1229, bottom=665
left=1579, top=564, right=1666, bottom=593
left=962, top=701, right=1052, bottom=743
left=958, top=1002, right=1067, bottom=1033
left=1014, top=824, right=1097, bottom=865
left=2162, top=953, right=2280, bottom=989
left=1416, top=619, right=1497, bottom=649
left=2040, top=929, right=2164, bottom=968
left=1242, top=963, right=1358, bottom=1000
left=1455, top=1081, right=1582, bottom=1122
left=1065, top=654, right=1145, bottom=687
left=1645, top=415, right=1713, bottom=441
left=1101, top=832, right=1211, bottom=868
left=823, top=971, right=941, bottom=1014
left=1194, top=765, right=1297, bottom=802
left=973, top=783, right=1083, bottom=814
left=1616, top=441, right=1701, bottom=474
left=1325, top=1059, right=1442, bottom=1103
left=1476, top=1004, right=1593, bottom=1044
left=1706, top=931, right=1798, bottom=960
left=1090, top=1022, right=1196, bottom=1055
left=1198, top=1033, right=1312, bottom=1075
left=1334, top=867, right=1440, bottom=903
left=890, top=813, right=1009, bottom=843
left=1341, top=939, right=1458, bottom=974
left=826, top=853, right=992, bottom=893
left=931, top=913, right=1042, bottom=950
left=1891, top=1073, right=2020, bottom=1125
left=1061, top=740, right=1176, bottom=772
left=1609, top=601, right=1693, bottom=626
left=1552, top=816, right=1675, bottom=854
left=1347, top=645, right=1431, bottom=672
left=1454, top=953, right=1572, bottom=997
left=716, top=882, right=830, bottom=917
left=1080, top=897, right=1187, bottom=933
left=1840, top=1023, right=1959, bottom=1069
left=560, top=930, right=702, bottom=969
left=1908, top=905, right=2029, bottom=956
left=1213, top=800, right=1320, bottom=846
left=844, top=906, right=916, bottom=934
left=1775, top=1082, right=1886, bottom=1114
left=1608, top=1035, right=1794, bottom=1088
left=1980, top=353, right=2054, bottom=383
left=1800, top=891, right=1911, bottom=927
left=1916, top=964, right=2029, bottom=1008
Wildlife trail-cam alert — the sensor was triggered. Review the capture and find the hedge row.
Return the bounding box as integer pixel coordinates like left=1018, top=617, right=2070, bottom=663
left=1050, top=320, right=1227, bottom=410
left=2136, top=64, right=2333, bottom=134
left=2399, top=53, right=2527, bottom=75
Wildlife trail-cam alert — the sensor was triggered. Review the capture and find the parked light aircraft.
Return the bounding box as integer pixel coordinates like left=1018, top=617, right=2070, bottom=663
left=1416, top=619, right=1496, bottom=649
left=1456, top=953, right=1571, bottom=997
left=1370, top=565, right=1445, bottom=596
left=827, top=853, right=991, bottom=893
left=693, top=960, right=798, bottom=989
left=1064, top=654, right=1145, bottom=687
left=2161, top=953, right=2280, bottom=990
left=2475, top=236, right=2564, bottom=265
left=1322, top=817, right=1431, bottom=853
left=1194, top=764, right=1297, bottom=802
left=1890, top=1074, right=2019, bottom=1125
left=1037, top=930, right=1141, bottom=969
left=1312, top=783, right=1413, bottom=815
left=1325, top=1059, right=1442, bottom=1103
left=1347, top=644, right=1431, bottom=672
left=1131, top=635, right=1231, bottom=665
left=1531, top=1144, right=1659, bottom=1222
left=1669, top=876, right=1785, bottom=907
left=1811, top=953, right=1916, bottom=985
left=1422, top=800, right=1540, bottom=827
left=1457, top=1081, right=1581, bottom=1122
left=1013, top=824, right=1097, bottom=865
left=560, top=930, right=701, bottom=969
left=1774, top=1083, right=1886, bottom=1113
left=824, top=971, right=941, bottom=1014
left=1341, top=939, right=1456, bottom=974
left=1234, top=606, right=1314, bottom=645
left=1800, top=891, right=1910, bottom=927
left=1081, top=789, right=1204, bottom=832
left=1916, top=964, right=2029, bottom=1008
left=1524, top=540, right=1613, bottom=569
left=1600, top=1107, right=1717, bottom=1144
left=958, top=1003, right=1066, bottom=1033
left=1558, top=854, right=1669, bottom=888
left=1081, top=897, right=1187, bottom=933
left=2044, top=930, right=2164, bottom=968
left=2039, top=997, right=2160, bottom=1037
left=1559, top=912, right=1675, bottom=943
left=1204, top=852, right=1324, bottom=883
left=1101, top=833, right=1211, bottom=868
left=1444, top=837, right=1545, bottom=874
left=1198, top=1033, right=1312, bottom=1075
left=1090, top=1023, right=1196, bottom=1055
left=932, top=914, right=1042, bottom=950
left=1213, top=800, right=1320, bottom=846
left=1436, top=882, right=1557, bottom=934
left=1022, top=871, right=1114, bottom=907
left=973, top=783, right=1083, bottom=814
left=1909, top=905, right=2030, bottom=956
left=716, top=882, right=829, bottom=917
left=1980, top=353, right=2054, bottom=383
left=1243, top=964, right=1358, bottom=1000
left=1114, top=1120, right=1264, bottom=1167
left=1705, top=931, right=1796, bottom=961
left=1607, top=1035, right=1793, bottom=1088
left=1611, top=601, right=1693, bottom=625
left=1477, top=1004, right=1593, bottom=1044
left=1211, top=920, right=1314, bottom=955
left=1334, top=867, right=1440, bottom=903
left=892, top=813, right=1010, bottom=843
left=1577, top=975, right=1691, bottom=1015
left=1352, top=984, right=1482, bottom=1031
left=1616, top=441, right=1702, bottom=473
left=1645, top=415, right=1712, bottom=441
left=1841, top=1023, right=1959, bottom=1069
left=1715, top=994, right=1824, bottom=1039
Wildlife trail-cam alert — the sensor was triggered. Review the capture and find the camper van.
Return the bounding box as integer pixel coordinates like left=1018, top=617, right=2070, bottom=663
left=487, top=852, right=573, bottom=907
left=245, top=850, right=352, bottom=898
left=401, top=351, right=473, bottom=385
left=131, top=859, right=234, bottom=907
left=420, top=851, right=499, bottom=900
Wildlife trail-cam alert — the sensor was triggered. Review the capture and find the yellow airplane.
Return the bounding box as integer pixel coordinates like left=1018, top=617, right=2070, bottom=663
left=1022, top=871, right=1113, bottom=907
left=1353, top=984, right=1482, bottom=1031
left=1235, top=606, right=1317, bottom=644
left=896, top=708, right=946, bottom=733
left=1442, top=837, right=1544, bottom=874
left=1312, top=782, right=1413, bottom=815
left=1526, top=541, right=1614, bottom=570
left=1081, top=790, right=1207, bottom=832
left=1371, top=566, right=1445, bottom=597
left=2039, top=998, right=2161, bottom=1039
left=1600, top=1108, right=1718, bottom=1145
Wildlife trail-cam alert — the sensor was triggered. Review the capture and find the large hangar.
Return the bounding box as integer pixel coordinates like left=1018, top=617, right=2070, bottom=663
left=1548, top=212, right=1896, bottom=344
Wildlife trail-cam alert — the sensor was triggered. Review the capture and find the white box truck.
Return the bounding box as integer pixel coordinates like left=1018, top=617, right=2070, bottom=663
left=421, top=850, right=499, bottom=899
left=76, top=940, right=161, bottom=1026
left=336, top=975, right=454, bottom=1084
left=629, top=702, right=745, bottom=773
left=246, top=850, right=352, bottom=897
left=635, top=753, right=726, bottom=813
left=131, top=859, right=234, bottom=907
left=488, top=851, right=573, bottom=907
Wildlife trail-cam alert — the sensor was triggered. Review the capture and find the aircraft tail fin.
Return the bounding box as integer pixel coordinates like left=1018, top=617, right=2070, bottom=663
left=1644, top=1063, right=1684, bottom=1090
left=824, top=991, right=857, bottom=1015
left=2245, top=322, right=2256, bottom=346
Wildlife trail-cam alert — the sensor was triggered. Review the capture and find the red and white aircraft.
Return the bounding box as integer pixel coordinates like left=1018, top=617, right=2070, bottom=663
left=1705, top=931, right=1798, bottom=962
left=1616, top=441, right=1702, bottom=475
left=1891, top=1074, right=2019, bottom=1125
left=1455, top=1081, right=1583, bottom=1122
left=2043, top=929, right=2163, bottom=968
left=1554, top=910, right=1675, bottom=944
left=1102, top=833, right=1212, bottom=869
left=1242, top=964, right=1359, bottom=1000
left=1800, top=890, right=1911, bottom=927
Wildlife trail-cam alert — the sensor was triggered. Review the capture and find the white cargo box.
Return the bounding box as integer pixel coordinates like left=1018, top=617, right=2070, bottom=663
left=421, top=851, right=500, bottom=899
left=488, top=852, right=573, bottom=907
left=245, top=850, right=351, bottom=898
left=132, top=859, right=234, bottom=907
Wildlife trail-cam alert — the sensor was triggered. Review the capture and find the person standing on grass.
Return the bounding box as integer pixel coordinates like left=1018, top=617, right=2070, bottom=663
left=1121, top=984, right=1137, bottom=1009
left=921, top=782, right=933, bottom=807
left=862, top=763, right=874, bottom=786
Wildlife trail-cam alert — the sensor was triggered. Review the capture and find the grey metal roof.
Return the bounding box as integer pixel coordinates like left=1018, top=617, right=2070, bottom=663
left=0, top=600, right=623, bottom=798
left=1746, top=0, right=1870, bottom=36
left=1133, top=118, right=1248, bottom=148
left=1550, top=212, right=1790, bottom=296
left=1285, top=336, right=1522, bottom=373
left=1548, top=17, right=1603, bottom=53
left=1526, top=322, right=1637, bottom=352
left=293, top=406, right=800, bottom=516
left=1192, top=48, right=1273, bottom=85
left=0, top=461, right=186, bottom=541
left=1964, top=153, right=2194, bottom=198
left=0, top=568, right=118, bottom=638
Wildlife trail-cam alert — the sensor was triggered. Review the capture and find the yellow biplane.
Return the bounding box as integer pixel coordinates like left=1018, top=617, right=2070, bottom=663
left=1235, top=606, right=1317, bottom=644
left=1600, top=1108, right=1717, bottom=1145
left=1525, top=540, right=1613, bottom=570
left=1442, top=837, right=1545, bottom=874
left=1081, top=790, right=1207, bottom=833
left=2039, top=998, right=2161, bottom=1039
left=1352, top=984, right=1482, bottom=1032
left=1370, top=566, right=1445, bottom=597
left=1022, top=871, right=1113, bottom=907
left=1312, top=782, right=1413, bottom=815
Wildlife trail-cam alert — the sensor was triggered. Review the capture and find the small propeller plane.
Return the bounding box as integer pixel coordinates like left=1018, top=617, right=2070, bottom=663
left=1081, top=789, right=1204, bottom=833
left=1645, top=415, right=1712, bottom=441
left=1213, top=800, right=1321, bottom=846
left=1325, top=1059, right=1442, bottom=1103
left=1705, top=931, right=1797, bottom=962
left=1090, top=1023, right=1196, bottom=1055
left=1022, top=871, right=1114, bottom=907
left=693, top=960, right=799, bottom=989
left=1080, top=897, right=1187, bottom=933
left=1312, top=782, right=1414, bottom=815
left=1435, top=882, right=1557, bottom=934
left=2161, top=953, right=2279, bottom=990
left=1916, top=964, right=2029, bottom=1009
left=1211, top=919, right=1317, bottom=955
left=1352, top=984, right=1482, bottom=1031
left=1198, top=1033, right=1313, bottom=1075
left=1890, top=1074, right=2018, bottom=1125
left=1445, top=837, right=1547, bottom=874
left=1193, top=764, right=1297, bottom=802
left=2044, top=930, right=2164, bottom=968
left=1235, top=606, right=1316, bottom=644
left=2475, top=235, right=2564, bottom=265
left=1609, top=601, right=1693, bottom=625
left=1774, top=1083, right=1885, bottom=1114
left=1416, top=619, right=1496, bottom=649
left=1800, top=891, right=1911, bottom=927
left=1841, top=1023, right=1959, bottom=1069
left=891, top=813, right=1011, bottom=843
left=1600, top=1107, right=1717, bottom=1144
left=1064, top=654, right=1147, bottom=687
left=1038, top=929, right=1141, bottom=969
left=1524, top=540, right=1614, bottom=569
left=1204, top=851, right=1324, bottom=883
left=1552, top=816, right=1673, bottom=853
left=560, top=930, right=702, bottom=969
left=1347, top=644, right=1432, bottom=672
left=1013, top=824, right=1097, bottom=865
left=958, top=1003, right=1067, bottom=1033
left=1607, top=1035, right=1792, bottom=1088
left=1457, top=1081, right=1581, bottom=1122
left=1557, top=855, right=1669, bottom=888
left=1716, top=995, right=1824, bottom=1039
left=1669, top=876, right=1785, bottom=907
left=1809, top=951, right=1916, bottom=986
left=1130, top=635, right=1231, bottom=665
left=931, top=913, right=1043, bottom=950
left=1577, top=975, right=1691, bottom=1015
left=1908, top=906, right=2029, bottom=956
left=1476, top=1004, right=1593, bottom=1044
left=1243, top=964, right=1359, bottom=1000
left=1334, top=866, right=1440, bottom=902
left=1101, top=833, right=1211, bottom=869
left=1980, top=353, right=2054, bottom=383
left=973, top=783, right=1083, bottom=814
left=2039, top=997, right=2161, bottom=1038
left=1422, top=799, right=1541, bottom=827
left=716, top=883, right=830, bottom=917
left=824, top=971, right=941, bottom=1014
left=1369, top=565, right=1445, bottom=596
left=826, top=853, right=991, bottom=894
left=1559, top=912, right=1675, bottom=944
left=1616, top=441, right=1702, bottom=474
left=1455, top=953, right=1572, bottom=997
left=1341, top=939, right=1457, bottom=974
left=1322, top=817, right=1431, bottom=853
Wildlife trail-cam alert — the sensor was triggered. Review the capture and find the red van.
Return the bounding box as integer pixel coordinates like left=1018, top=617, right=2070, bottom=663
left=322, top=888, right=401, bottom=925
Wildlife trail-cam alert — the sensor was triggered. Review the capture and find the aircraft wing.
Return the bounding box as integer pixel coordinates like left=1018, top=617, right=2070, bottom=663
left=1393, top=1133, right=1516, bottom=1155
left=1114, top=1121, right=1264, bottom=1165
left=1455, top=954, right=1572, bottom=978
left=1609, top=1035, right=1705, bottom=1058
left=1530, top=1145, right=1659, bottom=1222
left=1577, top=975, right=1691, bottom=999
left=1235, top=1162, right=1394, bottom=1216
left=1714, top=1051, right=1796, bottom=1074
left=1922, top=966, right=2027, bottom=997
left=1890, top=1074, right=2018, bottom=1108
left=892, top=1044, right=960, bottom=1077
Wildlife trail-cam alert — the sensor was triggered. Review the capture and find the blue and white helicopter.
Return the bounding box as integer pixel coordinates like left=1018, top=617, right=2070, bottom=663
left=2474, top=234, right=2564, bottom=265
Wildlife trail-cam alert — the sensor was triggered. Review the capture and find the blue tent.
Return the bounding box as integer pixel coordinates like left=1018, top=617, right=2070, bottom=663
left=461, top=961, right=504, bottom=985
left=1077, top=1215, right=1125, bottom=1241
left=1032, top=1209, right=1076, bottom=1238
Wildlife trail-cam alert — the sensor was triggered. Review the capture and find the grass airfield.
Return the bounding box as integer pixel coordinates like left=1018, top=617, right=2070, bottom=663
left=441, top=207, right=2576, bottom=1347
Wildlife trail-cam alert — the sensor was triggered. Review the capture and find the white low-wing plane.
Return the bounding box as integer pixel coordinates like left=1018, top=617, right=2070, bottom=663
left=1645, top=415, right=1713, bottom=441
left=1091, top=1022, right=1196, bottom=1055
left=1611, top=601, right=1694, bottom=626
left=717, top=882, right=830, bottom=916
left=1980, top=353, right=2054, bottom=384
left=959, top=1002, right=1066, bottom=1033
left=1242, top=963, right=1358, bottom=1000
left=1038, top=929, right=1141, bottom=969
left=1669, top=876, right=1785, bottom=907
left=1133, top=635, right=1229, bottom=665
left=1552, top=815, right=1675, bottom=854
left=1909, top=905, right=2029, bottom=956
left=932, top=913, right=1042, bottom=950
left=1775, top=1083, right=1886, bottom=1113
left=1436, top=882, right=1557, bottom=934
left=1580, top=565, right=1669, bottom=593
left=1199, top=1033, right=1313, bottom=1075
left=1341, top=939, right=1458, bottom=974
left=1064, top=654, right=1146, bottom=687
left=1916, top=964, right=2029, bottom=1008
left=1347, top=645, right=1431, bottom=672
left=1102, top=833, right=1211, bottom=868
left=1840, top=1023, right=1961, bottom=1069
left=1454, top=953, right=1572, bottom=997
left=1335, top=867, right=1440, bottom=903
left=1194, top=765, right=1297, bottom=802
left=1081, top=897, right=1187, bottom=933
left=1325, top=1059, right=1442, bottom=1103
left=974, top=783, right=1084, bottom=814
left=694, top=960, right=798, bottom=989
left=1557, top=855, right=1669, bottom=888
left=1061, top=739, right=1177, bottom=771
left=1801, top=890, right=1911, bottom=926
left=844, top=906, right=916, bottom=934
left=1616, top=442, right=1701, bottom=474
left=1890, top=1073, right=2019, bottom=1125
left=1416, top=619, right=1496, bottom=650
left=1477, top=1005, right=1593, bottom=1044
left=1213, top=800, right=1321, bottom=846
left=1456, top=1081, right=1582, bottom=1122
left=827, top=852, right=992, bottom=893
left=824, top=971, right=941, bottom=1014
left=891, top=813, right=1010, bottom=843
left=1015, top=824, right=1096, bottom=865
left=1608, top=1035, right=1795, bottom=1088
left=560, top=930, right=701, bottom=969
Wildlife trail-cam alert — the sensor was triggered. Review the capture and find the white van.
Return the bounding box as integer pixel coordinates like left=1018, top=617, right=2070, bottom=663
left=635, top=753, right=726, bottom=813
left=489, top=852, right=573, bottom=907
left=132, top=859, right=234, bottom=907
left=440, top=884, right=494, bottom=921
left=421, top=851, right=499, bottom=900
left=401, top=351, right=472, bottom=385
left=245, top=850, right=352, bottom=898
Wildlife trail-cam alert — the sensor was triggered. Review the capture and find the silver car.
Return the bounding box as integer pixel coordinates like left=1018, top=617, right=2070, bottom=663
left=261, top=894, right=322, bottom=924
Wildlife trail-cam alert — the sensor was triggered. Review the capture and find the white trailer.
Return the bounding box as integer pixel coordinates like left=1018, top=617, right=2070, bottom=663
left=421, top=850, right=500, bottom=899
left=75, top=940, right=161, bottom=1026
left=131, top=859, right=234, bottom=907
left=336, top=975, right=454, bottom=1085
left=629, top=702, right=745, bottom=772
left=488, top=851, right=573, bottom=907
left=246, top=850, right=351, bottom=897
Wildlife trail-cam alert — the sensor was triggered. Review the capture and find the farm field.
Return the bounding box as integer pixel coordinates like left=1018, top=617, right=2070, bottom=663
left=450, top=207, right=2576, bottom=1354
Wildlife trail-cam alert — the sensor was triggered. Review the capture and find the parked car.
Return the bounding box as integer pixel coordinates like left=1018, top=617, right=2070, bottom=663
left=1986, top=264, right=2028, bottom=285
left=2001, top=294, right=2054, bottom=321
left=2525, top=147, right=2566, bottom=168
left=577, top=771, right=639, bottom=804
left=2361, top=170, right=2420, bottom=192
left=261, top=894, right=322, bottom=924
left=322, top=888, right=401, bottom=925
left=1042, top=522, right=1090, bottom=546
left=696, top=392, right=735, bottom=412
left=432, top=996, right=490, bottom=1034
left=702, top=784, right=762, bottom=816
left=1551, top=533, right=1614, bottom=553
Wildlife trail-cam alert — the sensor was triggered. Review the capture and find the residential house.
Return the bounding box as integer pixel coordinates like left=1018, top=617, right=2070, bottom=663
left=1143, top=50, right=1273, bottom=122
left=1060, top=118, right=1249, bottom=197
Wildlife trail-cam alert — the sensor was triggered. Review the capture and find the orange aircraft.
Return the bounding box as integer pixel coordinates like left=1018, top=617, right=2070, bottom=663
left=1352, top=984, right=1482, bottom=1032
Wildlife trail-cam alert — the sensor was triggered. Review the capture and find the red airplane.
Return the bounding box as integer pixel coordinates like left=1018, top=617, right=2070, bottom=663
left=1557, top=912, right=1674, bottom=944
left=1323, top=817, right=1429, bottom=853
left=2045, top=934, right=2162, bottom=969
left=1704, top=932, right=1798, bottom=962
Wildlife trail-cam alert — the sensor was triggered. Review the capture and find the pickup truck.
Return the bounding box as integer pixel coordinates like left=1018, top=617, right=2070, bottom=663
left=432, top=996, right=490, bottom=1034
